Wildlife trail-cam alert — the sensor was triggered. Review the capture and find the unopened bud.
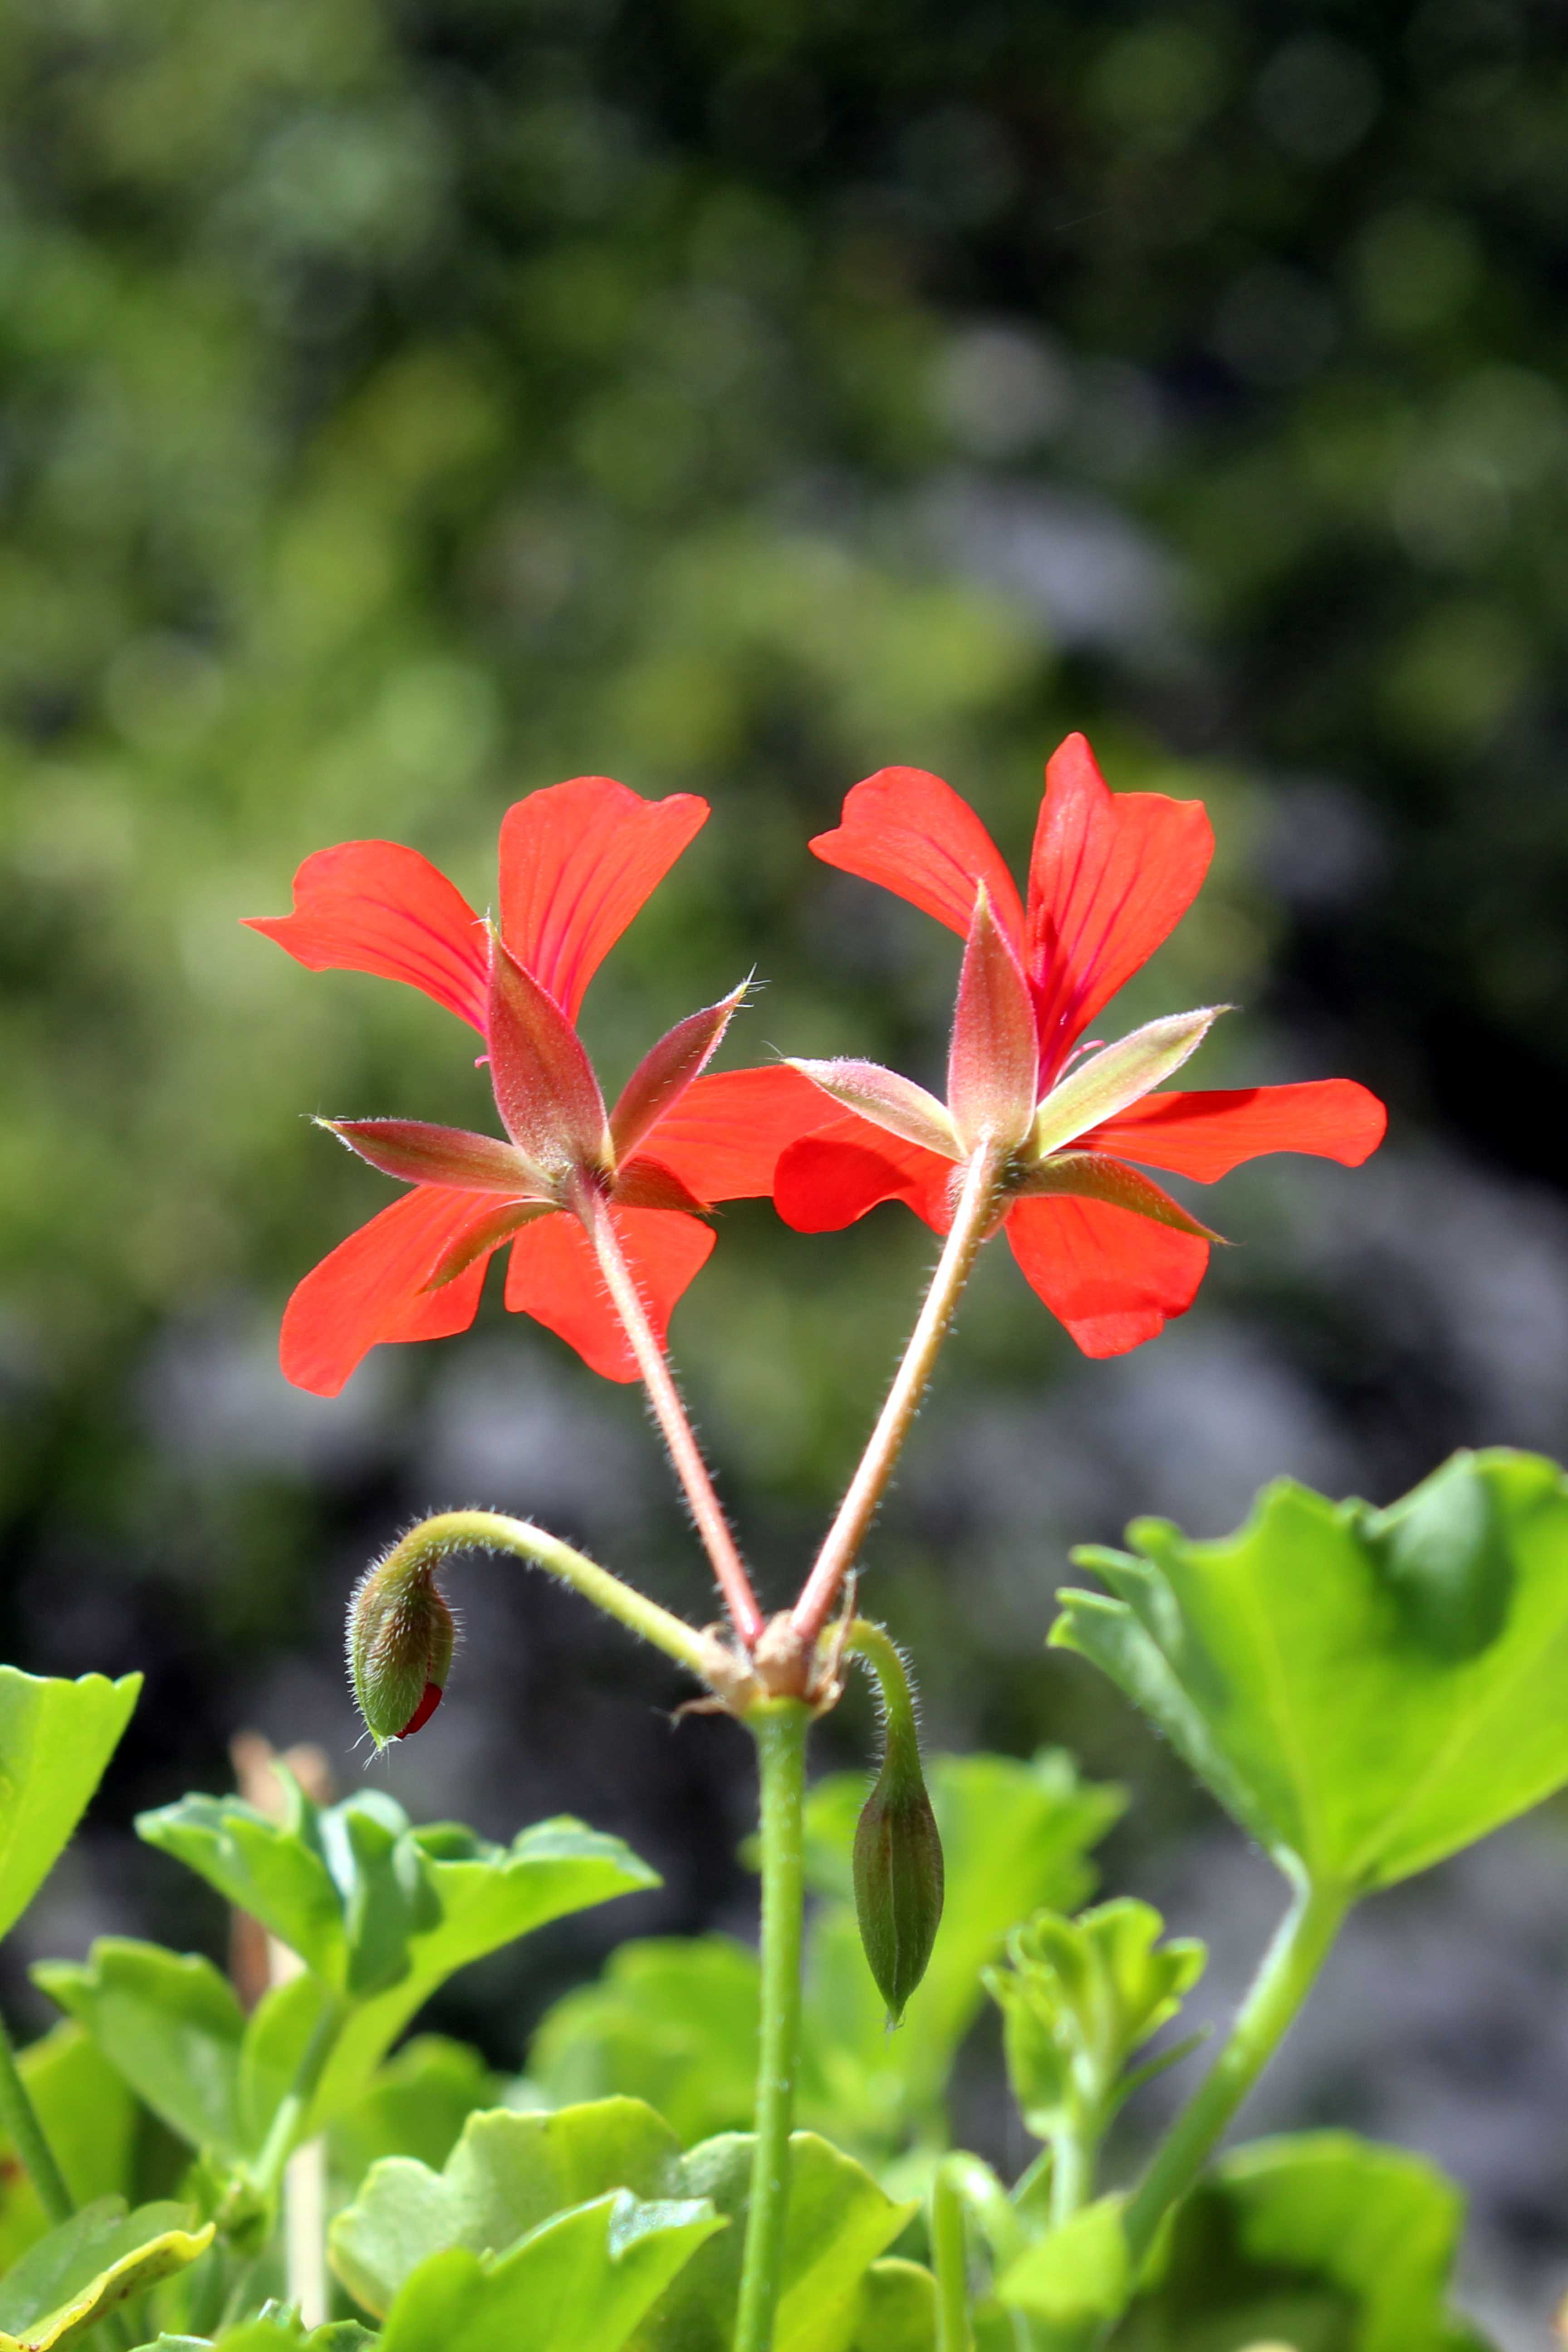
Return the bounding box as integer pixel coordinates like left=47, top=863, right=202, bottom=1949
left=348, top=1541, right=456, bottom=1747
left=852, top=1660, right=944, bottom=2028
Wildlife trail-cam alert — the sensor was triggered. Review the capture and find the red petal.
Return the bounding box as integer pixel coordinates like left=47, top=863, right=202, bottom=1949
left=642, top=1066, right=833, bottom=1201
left=1025, top=735, right=1214, bottom=1078
left=498, top=777, right=707, bottom=1019
left=504, top=1208, right=715, bottom=1382
left=396, top=1682, right=444, bottom=1739
left=245, top=842, right=489, bottom=1034
left=809, top=768, right=1024, bottom=947
left=1084, top=1080, right=1388, bottom=1181
left=280, top=1187, right=501, bottom=1396
left=774, top=1117, right=951, bottom=1234
left=1004, top=1192, right=1210, bottom=1357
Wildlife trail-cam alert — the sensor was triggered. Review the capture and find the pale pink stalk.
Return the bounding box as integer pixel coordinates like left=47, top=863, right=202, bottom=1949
left=790, top=1137, right=1005, bottom=1648
left=576, top=1181, right=765, bottom=1648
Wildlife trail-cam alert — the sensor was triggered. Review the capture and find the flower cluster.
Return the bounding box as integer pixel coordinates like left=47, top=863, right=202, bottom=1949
left=253, top=738, right=1384, bottom=1388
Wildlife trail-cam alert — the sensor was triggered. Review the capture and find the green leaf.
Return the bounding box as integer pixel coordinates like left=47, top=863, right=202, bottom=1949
left=1054, top=1450, right=1568, bottom=1893
left=0, top=2198, right=214, bottom=2350
left=138, top=1790, right=657, bottom=2127
left=0, top=1669, right=141, bottom=1942
left=849, top=2259, right=937, bottom=2351
left=636, top=2131, right=917, bottom=2352
left=329, top=2035, right=496, bottom=2191
left=33, top=1941, right=245, bottom=2157
left=330, top=2097, right=686, bottom=2318
left=0, top=2027, right=138, bottom=2268
left=530, top=1939, right=760, bottom=2146
left=1112, top=2131, right=1496, bottom=2351
left=373, top=2189, right=723, bottom=2352
left=994, top=2195, right=1131, bottom=2346
left=985, top=1901, right=1205, bottom=2142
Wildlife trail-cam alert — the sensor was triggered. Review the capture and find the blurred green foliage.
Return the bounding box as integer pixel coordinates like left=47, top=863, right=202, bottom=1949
left=1, top=0, right=1565, bottom=1941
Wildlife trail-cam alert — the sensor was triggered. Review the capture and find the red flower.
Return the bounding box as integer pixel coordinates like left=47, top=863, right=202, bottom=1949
left=774, top=735, right=1387, bottom=1358
left=249, top=776, right=821, bottom=1392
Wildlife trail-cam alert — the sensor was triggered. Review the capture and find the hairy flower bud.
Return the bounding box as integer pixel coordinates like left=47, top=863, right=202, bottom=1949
left=851, top=1646, right=945, bottom=2027
left=348, top=1542, right=457, bottom=1747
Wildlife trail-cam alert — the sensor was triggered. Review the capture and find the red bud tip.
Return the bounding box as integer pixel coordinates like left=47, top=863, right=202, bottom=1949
left=397, top=1681, right=445, bottom=1739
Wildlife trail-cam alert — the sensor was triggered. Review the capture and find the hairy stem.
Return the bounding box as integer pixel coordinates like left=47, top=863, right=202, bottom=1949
left=371, top=1509, right=728, bottom=1687
left=791, top=1140, right=1004, bottom=1646
left=930, top=2159, right=975, bottom=2352
left=1123, top=1873, right=1349, bottom=2270
left=733, top=1699, right=811, bottom=2352
left=576, top=1183, right=765, bottom=1648
left=0, top=2007, right=72, bottom=2227
left=843, top=1618, right=919, bottom=1752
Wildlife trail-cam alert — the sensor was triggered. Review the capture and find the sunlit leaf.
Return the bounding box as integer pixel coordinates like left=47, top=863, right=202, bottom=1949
left=33, top=1941, right=245, bottom=2158
left=372, top=2189, right=723, bottom=2352
left=330, top=2098, right=685, bottom=2318
left=1055, top=1450, right=1568, bottom=1893
left=848, top=2258, right=937, bottom=2351
left=0, top=2198, right=213, bottom=2351
left=994, top=2194, right=1131, bottom=2344
left=137, top=1789, right=657, bottom=2127
left=1112, top=2132, right=1496, bottom=2351
left=635, top=2131, right=917, bottom=2352
left=0, top=1670, right=141, bottom=1942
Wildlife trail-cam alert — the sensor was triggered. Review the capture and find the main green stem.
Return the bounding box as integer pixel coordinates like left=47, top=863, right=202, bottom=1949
left=734, top=1699, right=811, bottom=2352
left=1123, top=1873, right=1349, bottom=2269
left=0, top=2006, right=72, bottom=2226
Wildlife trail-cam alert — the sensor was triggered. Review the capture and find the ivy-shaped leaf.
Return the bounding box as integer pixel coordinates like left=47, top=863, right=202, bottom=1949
left=330, top=2098, right=686, bottom=2318
left=33, top=1942, right=245, bottom=2158
left=373, top=2189, right=724, bottom=2352
left=1112, top=2131, right=1496, bottom=2351
left=1055, top=1450, right=1568, bottom=1894
left=136, top=1790, right=657, bottom=2128
left=0, top=1670, right=141, bottom=1942
left=633, top=2131, right=916, bottom=2352
left=0, top=2199, right=213, bottom=2351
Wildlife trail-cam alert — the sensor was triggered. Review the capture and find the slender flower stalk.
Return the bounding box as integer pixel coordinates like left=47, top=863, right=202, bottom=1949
left=349, top=1509, right=733, bottom=1747
left=574, top=1179, right=765, bottom=1647
left=733, top=1698, right=812, bottom=2352
left=1123, top=1871, right=1349, bottom=2269
left=791, top=1139, right=1004, bottom=1647
left=929, top=2159, right=975, bottom=2352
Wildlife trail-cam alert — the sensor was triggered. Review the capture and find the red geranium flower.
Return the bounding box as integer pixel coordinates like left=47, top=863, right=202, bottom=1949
left=774, top=735, right=1387, bottom=1358
left=249, top=776, right=821, bottom=1392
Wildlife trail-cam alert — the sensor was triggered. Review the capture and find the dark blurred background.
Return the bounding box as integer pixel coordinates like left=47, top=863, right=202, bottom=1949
left=2, top=0, right=1567, bottom=2339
